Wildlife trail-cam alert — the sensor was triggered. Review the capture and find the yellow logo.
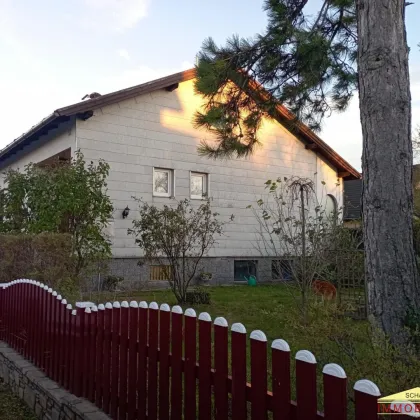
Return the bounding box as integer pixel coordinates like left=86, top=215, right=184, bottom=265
left=378, top=387, right=420, bottom=417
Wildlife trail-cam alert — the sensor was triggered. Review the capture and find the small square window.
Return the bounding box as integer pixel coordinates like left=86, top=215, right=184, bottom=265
left=153, top=168, right=173, bottom=197
left=150, top=265, right=170, bottom=281
left=190, top=172, right=208, bottom=199
left=272, top=260, right=294, bottom=281
left=234, top=260, right=257, bottom=282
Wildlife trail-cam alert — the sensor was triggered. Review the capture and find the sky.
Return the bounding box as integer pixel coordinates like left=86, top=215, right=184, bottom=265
left=1, top=0, right=419, bottom=172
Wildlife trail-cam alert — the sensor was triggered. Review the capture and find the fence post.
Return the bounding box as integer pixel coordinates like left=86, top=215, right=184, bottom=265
left=171, top=305, right=183, bottom=420
left=231, top=323, right=247, bottom=420
left=127, top=301, right=139, bottom=420
left=45, top=287, right=54, bottom=376
left=73, top=308, right=84, bottom=397
left=95, top=304, right=105, bottom=410
left=323, top=363, right=347, bottom=420
left=102, top=302, right=113, bottom=415
left=58, top=298, right=67, bottom=386
left=137, top=301, right=149, bottom=420
left=63, top=303, right=72, bottom=390
left=88, top=305, right=98, bottom=403
left=159, top=304, right=171, bottom=420
left=148, top=302, right=159, bottom=420
left=198, top=312, right=212, bottom=420
left=250, top=330, right=268, bottom=419
left=51, top=291, right=60, bottom=382
left=110, top=301, right=121, bottom=420
left=184, top=308, right=197, bottom=420
left=69, top=309, right=77, bottom=394
left=271, top=339, right=291, bottom=420
left=295, top=350, right=317, bottom=420
left=354, top=379, right=380, bottom=420
left=26, top=281, right=35, bottom=362
left=34, top=283, right=42, bottom=366
left=214, top=317, right=228, bottom=420
left=119, top=301, right=129, bottom=420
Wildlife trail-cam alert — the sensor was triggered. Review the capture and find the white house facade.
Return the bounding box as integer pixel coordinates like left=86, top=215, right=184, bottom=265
left=0, top=69, right=360, bottom=286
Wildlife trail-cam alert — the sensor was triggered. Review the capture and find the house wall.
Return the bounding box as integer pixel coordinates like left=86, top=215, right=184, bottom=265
left=75, top=79, right=343, bottom=285
left=0, top=124, right=76, bottom=188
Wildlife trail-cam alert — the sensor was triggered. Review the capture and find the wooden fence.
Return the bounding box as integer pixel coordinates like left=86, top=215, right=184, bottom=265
left=0, top=279, right=386, bottom=419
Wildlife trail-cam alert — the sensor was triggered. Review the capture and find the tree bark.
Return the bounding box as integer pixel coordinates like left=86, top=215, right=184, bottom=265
left=357, top=0, right=419, bottom=343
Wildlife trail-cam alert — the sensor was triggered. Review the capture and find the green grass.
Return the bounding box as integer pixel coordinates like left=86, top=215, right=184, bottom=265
left=0, top=382, right=36, bottom=420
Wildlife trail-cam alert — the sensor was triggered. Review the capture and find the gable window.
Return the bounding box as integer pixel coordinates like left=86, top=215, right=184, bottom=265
left=153, top=168, right=173, bottom=197
left=190, top=172, right=208, bottom=199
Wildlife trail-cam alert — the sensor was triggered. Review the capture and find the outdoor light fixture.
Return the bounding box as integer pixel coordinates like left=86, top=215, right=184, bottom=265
left=122, top=206, right=130, bottom=219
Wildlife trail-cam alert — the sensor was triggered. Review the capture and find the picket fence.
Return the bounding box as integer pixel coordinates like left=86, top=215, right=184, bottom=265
left=0, top=279, right=385, bottom=420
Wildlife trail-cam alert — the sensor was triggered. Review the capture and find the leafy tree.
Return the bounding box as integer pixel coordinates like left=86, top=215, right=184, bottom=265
left=129, top=198, right=229, bottom=303
left=194, top=0, right=418, bottom=343
left=0, top=151, right=113, bottom=278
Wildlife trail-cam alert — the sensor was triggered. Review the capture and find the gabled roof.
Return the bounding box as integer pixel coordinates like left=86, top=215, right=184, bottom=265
left=0, top=68, right=360, bottom=179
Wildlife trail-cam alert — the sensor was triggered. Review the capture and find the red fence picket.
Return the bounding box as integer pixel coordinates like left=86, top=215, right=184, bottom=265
left=198, top=312, right=212, bottom=420
left=159, top=304, right=171, bottom=420
left=119, top=301, right=129, bottom=420
left=0, top=280, right=383, bottom=420
left=127, top=301, right=139, bottom=420
left=214, top=317, right=229, bottom=420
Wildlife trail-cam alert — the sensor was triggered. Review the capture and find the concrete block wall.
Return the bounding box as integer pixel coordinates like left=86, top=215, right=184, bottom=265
left=0, top=342, right=110, bottom=420
left=107, top=256, right=275, bottom=288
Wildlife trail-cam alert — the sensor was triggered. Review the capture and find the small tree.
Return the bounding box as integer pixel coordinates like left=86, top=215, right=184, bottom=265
left=248, top=176, right=337, bottom=323
left=129, top=198, right=229, bottom=303
left=0, top=151, right=113, bottom=280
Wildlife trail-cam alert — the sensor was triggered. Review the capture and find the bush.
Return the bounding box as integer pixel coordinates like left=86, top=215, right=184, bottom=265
left=185, top=287, right=211, bottom=305
left=102, top=275, right=124, bottom=292
left=0, top=233, right=76, bottom=291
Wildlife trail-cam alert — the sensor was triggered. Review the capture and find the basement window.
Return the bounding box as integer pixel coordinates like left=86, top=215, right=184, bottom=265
left=234, top=260, right=257, bottom=282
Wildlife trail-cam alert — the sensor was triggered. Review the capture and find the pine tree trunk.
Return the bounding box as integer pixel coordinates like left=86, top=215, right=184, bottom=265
left=357, top=0, right=419, bottom=343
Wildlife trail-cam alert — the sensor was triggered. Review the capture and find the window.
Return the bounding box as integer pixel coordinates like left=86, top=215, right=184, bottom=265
left=272, top=260, right=294, bottom=281
left=153, top=168, right=173, bottom=197
left=325, top=194, right=338, bottom=224
left=190, top=172, right=208, bottom=199
left=150, top=265, right=170, bottom=281
left=234, top=260, right=257, bottom=282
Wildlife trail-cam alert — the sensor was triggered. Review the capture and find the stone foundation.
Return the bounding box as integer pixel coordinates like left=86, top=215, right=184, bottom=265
left=105, top=256, right=275, bottom=289
left=0, top=342, right=110, bottom=420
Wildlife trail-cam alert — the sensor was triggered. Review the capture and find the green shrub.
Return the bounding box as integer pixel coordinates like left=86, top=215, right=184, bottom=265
left=185, top=287, right=211, bottom=305
left=0, top=233, right=76, bottom=291
left=102, top=275, right=124, bottom=292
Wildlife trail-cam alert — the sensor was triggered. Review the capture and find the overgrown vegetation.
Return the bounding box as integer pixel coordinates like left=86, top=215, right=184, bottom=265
left=247, top=176, right=363, bottom=322
left=129, top=198, right=231, bottom=303
left=0, top=233, right=73, bottom=291
left=0, top=151, right=114, bottom=288
left=0, top=381, right=36, bottom=420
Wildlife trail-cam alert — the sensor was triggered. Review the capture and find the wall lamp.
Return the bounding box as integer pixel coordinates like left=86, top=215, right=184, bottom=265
left=122, top=206, right=130, bottom=219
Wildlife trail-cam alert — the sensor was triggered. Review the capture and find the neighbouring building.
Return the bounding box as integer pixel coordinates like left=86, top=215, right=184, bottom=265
left=0, top=69, right=360, bottom=286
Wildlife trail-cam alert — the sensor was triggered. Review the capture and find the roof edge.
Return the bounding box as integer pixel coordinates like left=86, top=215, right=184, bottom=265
left=0, top=67, right=360, bottom=179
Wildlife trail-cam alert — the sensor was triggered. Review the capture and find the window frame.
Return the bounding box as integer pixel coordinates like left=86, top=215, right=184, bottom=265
left=234, top=260, right=258, bottom=282
left=153, top=167, right=173, bottom=197
left=190, top=171, right=208, bottom=200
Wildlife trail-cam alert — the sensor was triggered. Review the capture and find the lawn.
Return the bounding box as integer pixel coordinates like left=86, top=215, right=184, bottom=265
left=0, top=382, right=36, bottom=420
left=82, top=284, right=419, bottom=412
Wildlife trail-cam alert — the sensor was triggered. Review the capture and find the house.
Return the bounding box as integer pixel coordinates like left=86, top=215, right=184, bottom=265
left=0, top=69, right=360, bottom=286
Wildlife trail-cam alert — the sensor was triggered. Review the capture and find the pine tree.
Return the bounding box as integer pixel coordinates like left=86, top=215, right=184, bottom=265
left=194, top=0, right=419, bottom=344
